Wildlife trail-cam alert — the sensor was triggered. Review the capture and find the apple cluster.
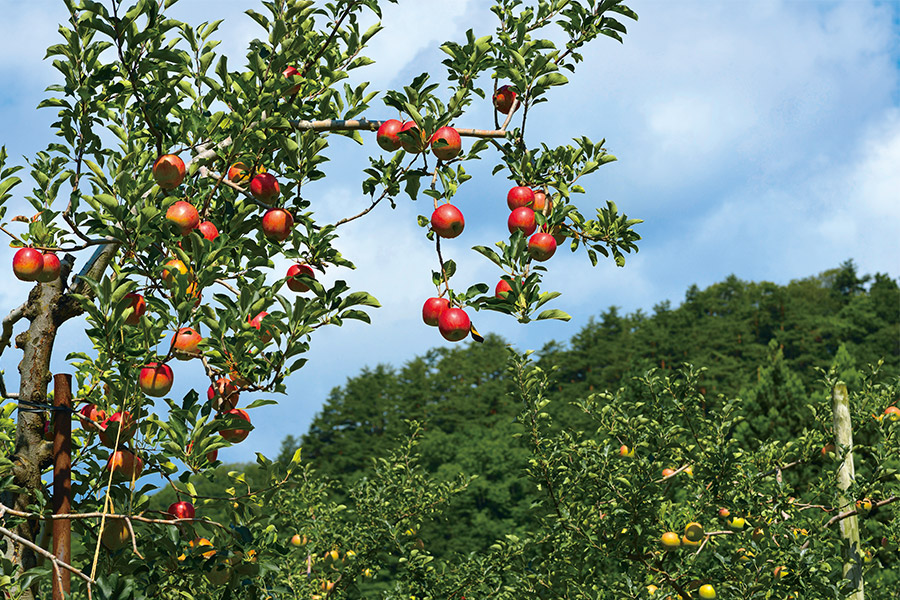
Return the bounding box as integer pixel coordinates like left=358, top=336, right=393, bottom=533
left=12, top=247, right=61, bottom=283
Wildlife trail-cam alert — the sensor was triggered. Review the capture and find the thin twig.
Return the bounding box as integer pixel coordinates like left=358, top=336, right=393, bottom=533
left=0, top=523, right=94, bottom=586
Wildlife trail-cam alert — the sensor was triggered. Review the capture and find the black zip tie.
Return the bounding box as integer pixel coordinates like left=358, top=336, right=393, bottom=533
left=15, top=399, right=78, bottom=414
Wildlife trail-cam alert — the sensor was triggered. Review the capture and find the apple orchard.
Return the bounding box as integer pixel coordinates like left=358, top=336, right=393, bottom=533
left=0, top=1, right=896, bottom=600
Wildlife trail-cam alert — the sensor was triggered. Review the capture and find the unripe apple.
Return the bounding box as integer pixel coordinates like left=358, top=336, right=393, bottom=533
left=684, top=522, right=704, bottom=542
left=161, top=258, right=188, bottom=287
left=12, top=248, right=44, bottom=281
left=168, top=501, right=196, bottom=520
left=728, top=516, right=746, bottom=530
left=172, top=327, right=203, bottom=360
left=283, top=65, right=301, bottom=96
left=287, top=263, right=315, bottom=292
left=438, top=307, right=470, bottom=342
left=528, top=232, right=557, bottom=261
left=856, top=499, right=873, bottom=512
left=251, top=173, right=280, bottom=203
left=123, top=293, right=146, bottom=325
left=220, top=408, right=251, bottom=443
left=698, top=584, right=716, bottom=599
left=662, top=468, right=676, bottom=478
left=99, top=410, right=136, bottom=447
left=262, top=208, right=294, bottom=241
left=198, top=221, right=219, bottom=241
left=431, top=204, right=465, bottom=239
left=430, top=126, right=462, bottom=160
left=660, top=531, right=681, bottom=550
left=884, top=406, right=899, bottom=421
left=152, top=154, right=186, bottom=189
left=291, top=534, right=307, bottom=547
left=717, top=508, right=730, bottom=519
left=495, top=279, right=516, bottom=299
left=376, top=119, right=403, bottom=151
left=398, top=121, right=426, bottom=153
left=532, top=189, right=551, bottom=213
left=79, top=403, right=107, bottom=431
left=34, top=252, right=61, bottom=283
left=100, top=519, right=130, bottom=551
left=166, top=200, right=200, bottom=235
left=139, top=362, right=174, bottom=397
left=619, top=445, right=634, bottom=458
left=493, top=85, right=517, bottom=114
left=208, top=377, right=240, bottom=412
left=228, top=162, right=252, bottom=184
left=507, top=186, right=534, bottom=210
left=249, top=311, right=272, bottom=343
left=508, top=207, right=537, bottom=236
left=107, top=449, right=143, bottom=481
left=422, top=297, right=450, bottom=327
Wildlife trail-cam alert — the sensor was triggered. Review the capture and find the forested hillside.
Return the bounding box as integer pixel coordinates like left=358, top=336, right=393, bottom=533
left=152, top=261, right=898, bottom=567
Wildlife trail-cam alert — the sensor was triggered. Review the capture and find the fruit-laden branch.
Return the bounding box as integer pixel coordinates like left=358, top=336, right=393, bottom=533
left=288, top=119, right=509, bottom=138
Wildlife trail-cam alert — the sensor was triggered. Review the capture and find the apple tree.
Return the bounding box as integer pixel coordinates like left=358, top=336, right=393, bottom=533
left=0, top=0, right=641, bottom=597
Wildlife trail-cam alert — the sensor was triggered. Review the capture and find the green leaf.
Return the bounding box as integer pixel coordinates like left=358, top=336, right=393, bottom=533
left=536, top=309, right=571, bottom=321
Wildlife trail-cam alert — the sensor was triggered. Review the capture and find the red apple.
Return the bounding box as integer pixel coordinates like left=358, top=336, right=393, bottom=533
left=107, top=449, right=143, bottom=481
left=438, top=307, right=470, bottom=342
left=532, top=189, right=551, bottom=213
left=398, top=121, right=426, bottom=153
left=228, top=162, right=251, bottom=184
left=208, top=377, right=240, bottom=412
left=124, top=293, right=146, bottom=326
left=186, top=441, right=218, bottom=464
left=261, top=208, right=293, bottom=241
left=168, top=501, right=196, bottom=520
left=79, top=403, right=107, bottom=431
left=99, top=410, right=137, bottom=448
left=283, top=65, right=301, bottom=96
left=250, top=173, right=280, bottom=203
left=376, top=119, right=403, bottom=151
left=431, top=204, right=465, bottom=239
left=42, top=418, right=54, bottom=442
left=249, top=311, right=272, bottom=343
left=172, top=327, right=203, bottom=360
left=139, top=362, right=174, bottom=397
left=508, top=207, right=537, bottom=236
left=220, top=408, right=251, bottom=443
left=152, top=154, right=186, bottom=190
left=528, top=232, right=557, bottom=261
left=493, top=85, right=517, bottom=115
left=166, top=200, right=200, bottom=235
left=507, top=186, right=534, bottom=210
left=198, top=221, right=219, bottom=241
left=495, top=279, right=513, bottom=299
left=12, top=248, right=44, bottom=281
left=422, top=297, right=450, bottom=327
left=34, top=252, right=61, bottom=283
left=430, top=126, right=462, bottom=160
left=286, top=263, right=315, bottom=293
left=162, top=258, right=189, bottom=287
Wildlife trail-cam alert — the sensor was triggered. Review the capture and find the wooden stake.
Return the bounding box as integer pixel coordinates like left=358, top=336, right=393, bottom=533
left=832, top=383, right=864, bottom=600
left=52, top=374, right=72, bottom=600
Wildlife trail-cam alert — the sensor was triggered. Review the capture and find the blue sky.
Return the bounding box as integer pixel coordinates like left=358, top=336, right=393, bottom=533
left=0, top=0, right=898, bottom=463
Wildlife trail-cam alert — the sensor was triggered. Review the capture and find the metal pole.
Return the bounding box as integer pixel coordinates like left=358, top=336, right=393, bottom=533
left=52, top=374, right=72, bottom=600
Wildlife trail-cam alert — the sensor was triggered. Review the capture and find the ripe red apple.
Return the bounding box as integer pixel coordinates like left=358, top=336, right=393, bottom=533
left=99, top=410, right=137, bottom=447
left=250, top=173, right=280, bottom=203
left=139, top=362, right=174, bottom=397
left=422, top=297, right=450, bottom=327
left=34, top=252, right=61, bottom=283
left=438, top=307, right=470, bottom=342
left=124, top=293, right=146, bottom=326
left=228, top=162, right=251, bottom=184
left=198, top=220, right=219, bottom=241
left=430, top=126, right=462, bottom=160
left=12, top=248, right=44, bottom=281
left=249, top=311, right=272, bottom=343
left=283, top=65, right=301, bottom=96
left=431, top=204, right=465, bottom=239
left=528, top=232, right=557, bottom=261
left=376, top=119, right=403, bottom=151
left=495, top=279, right=513, bottom=299
left=107, top=449, right=144, bottom=481
left=220, top=408, right=251, bottom=443
left=398, top=121, right=426, bottom=153
left=286, top=263, right=315, bottom=292
left=162, top=258, right=188, bottom=287
left=261, top=208, right=293, bottom=241
left=507, top=186, right=534, bottom=210
left=152, top=154, right=186, bottom=190
left=166, top=200, right=200, bottom=235
left=493, top=85, right=517, bottom=114
left=172, top=327, right=203, bottom=360
left=168, top=501, right=196, bottom=520
left=533, top=189, right=551, bottom=212
left=208, top=377, right=240, bottom=412
left=79, top=403, right=107, bottom=431
left=42, top=418, right=54, bottom=441
left=508, top=207, right=537, bottom=236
